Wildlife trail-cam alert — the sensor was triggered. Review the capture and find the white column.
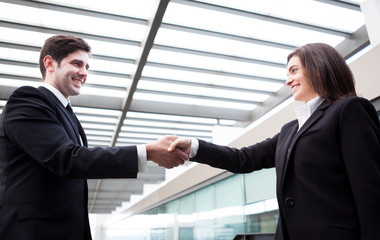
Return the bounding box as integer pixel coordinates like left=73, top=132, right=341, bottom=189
left=361, top=0, right=380, bottom=46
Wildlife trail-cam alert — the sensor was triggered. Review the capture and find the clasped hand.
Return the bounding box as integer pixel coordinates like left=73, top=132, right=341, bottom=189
left=146, top=135, right=190, bottom=169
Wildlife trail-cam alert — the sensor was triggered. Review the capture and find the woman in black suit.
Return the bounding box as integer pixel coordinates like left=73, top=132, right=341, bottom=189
left=169, top=43, right=380, bottom=240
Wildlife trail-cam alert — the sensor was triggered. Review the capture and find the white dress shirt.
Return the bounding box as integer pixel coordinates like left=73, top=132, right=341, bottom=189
left=295, top=96, right=323, bottom=130
left=40, top=83, right=147, bottom=172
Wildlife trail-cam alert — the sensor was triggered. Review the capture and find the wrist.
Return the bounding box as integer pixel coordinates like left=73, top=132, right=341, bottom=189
left=145, top=143, right=155, bottom=161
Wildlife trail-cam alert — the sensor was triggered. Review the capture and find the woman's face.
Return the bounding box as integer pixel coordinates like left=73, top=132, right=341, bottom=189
left=286, top=56, right=319, bottom=102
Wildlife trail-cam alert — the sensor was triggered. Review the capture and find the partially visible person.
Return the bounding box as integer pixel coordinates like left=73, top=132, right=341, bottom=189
left=169, top=43, right=380, bottom=240
left=0, top=35, right=187, bottom=240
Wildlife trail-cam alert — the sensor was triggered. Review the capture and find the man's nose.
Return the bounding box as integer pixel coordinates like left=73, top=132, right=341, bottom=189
left=79, top=66, right=88, bottom=77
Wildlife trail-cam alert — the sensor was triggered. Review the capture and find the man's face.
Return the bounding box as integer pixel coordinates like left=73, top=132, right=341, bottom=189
left=50, top=49, right=90, bottom=99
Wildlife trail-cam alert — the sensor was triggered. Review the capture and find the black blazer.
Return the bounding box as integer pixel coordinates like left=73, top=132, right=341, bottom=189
left=192, top=97, right=380, bottom=240
left=0, top=86, right=139, bottom=240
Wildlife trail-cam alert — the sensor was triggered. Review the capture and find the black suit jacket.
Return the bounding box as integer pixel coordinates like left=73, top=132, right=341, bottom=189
left=0, top=86, right=139, bottom=240
left=192, top=96, right=380, bottom=240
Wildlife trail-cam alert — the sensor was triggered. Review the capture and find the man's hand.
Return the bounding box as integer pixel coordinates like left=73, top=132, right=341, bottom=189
left=146, top=135, right=188, bottom=168
left=168, top=137, right=192, bottom=156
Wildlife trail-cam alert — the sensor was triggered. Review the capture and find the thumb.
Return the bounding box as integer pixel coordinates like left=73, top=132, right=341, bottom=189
left=168, top=139, right=180, bottom=152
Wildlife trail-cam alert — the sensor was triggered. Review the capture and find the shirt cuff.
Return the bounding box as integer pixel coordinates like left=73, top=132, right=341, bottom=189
left=189, top=138, right=199, bottom=158
left=136, top=144, right=147, bottom=172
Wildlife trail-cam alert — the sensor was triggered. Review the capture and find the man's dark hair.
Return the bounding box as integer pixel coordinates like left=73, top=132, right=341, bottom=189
left=287, top=43, right=356, bottom=103
left=39, top=35, right=91, bottom=79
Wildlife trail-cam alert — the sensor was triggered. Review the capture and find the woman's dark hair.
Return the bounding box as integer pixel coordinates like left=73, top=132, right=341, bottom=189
left=39, top=35, right=91, bottom=79
left=287, top=43, right=356, bottom=103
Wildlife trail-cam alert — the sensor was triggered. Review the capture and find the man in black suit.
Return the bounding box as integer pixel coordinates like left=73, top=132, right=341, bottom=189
left=0, top=35, right=187, bottom=240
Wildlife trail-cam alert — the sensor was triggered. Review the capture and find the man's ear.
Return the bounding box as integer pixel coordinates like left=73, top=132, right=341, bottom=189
left=43, top=55, right=55, bottom=73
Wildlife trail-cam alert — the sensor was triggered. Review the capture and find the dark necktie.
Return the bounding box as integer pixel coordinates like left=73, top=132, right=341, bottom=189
left=66, top=104, right=79, bottom=127
left=66, top=103, right=82, bottom=144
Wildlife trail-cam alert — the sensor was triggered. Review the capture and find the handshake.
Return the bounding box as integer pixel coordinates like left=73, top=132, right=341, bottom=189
left=146, top=135, right=192, bottom=169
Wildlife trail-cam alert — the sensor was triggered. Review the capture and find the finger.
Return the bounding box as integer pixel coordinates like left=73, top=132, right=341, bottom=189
left=168, top=139, right=181, bottom=152
left=164, top=135, right=178, bottom=143
left=173, top=148, right=188, bottom=161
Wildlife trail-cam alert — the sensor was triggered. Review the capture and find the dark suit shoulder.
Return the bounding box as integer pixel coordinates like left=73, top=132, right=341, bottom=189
left=331, top=96, right=380, bottom=128
left=7, top=86, right=55, bottom=110
left=4, top=86, right=59, bottom=130
left=11, top=85, right=43, bottom=96
left=331, top=96, right=372, bottom=109
left=8, top=86, right=48, bottom=104
left=331, top=96, right=377, bottom=116
left=281, top=119, right=298, bottom=132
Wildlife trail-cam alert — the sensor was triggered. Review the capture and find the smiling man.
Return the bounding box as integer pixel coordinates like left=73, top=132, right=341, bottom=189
left=0, top=35, right=187, bottom=240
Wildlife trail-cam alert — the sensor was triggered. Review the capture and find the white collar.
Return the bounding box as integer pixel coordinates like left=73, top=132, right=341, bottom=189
left=41, top=82, right=70, bottom=108
left=295, top=96, right=323, bottom=130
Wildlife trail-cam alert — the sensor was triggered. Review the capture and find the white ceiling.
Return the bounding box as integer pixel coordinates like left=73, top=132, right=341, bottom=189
left=0, top=0, right=368, bottom=213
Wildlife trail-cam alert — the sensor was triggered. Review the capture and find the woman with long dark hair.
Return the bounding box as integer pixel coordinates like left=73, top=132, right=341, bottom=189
left=169, top=43, right=380, bottom=240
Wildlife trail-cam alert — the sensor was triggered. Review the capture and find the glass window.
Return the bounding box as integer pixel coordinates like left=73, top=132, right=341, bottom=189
left=104, top=174, right=278, bottom=240
left=244, top=168, right=276, bottom=204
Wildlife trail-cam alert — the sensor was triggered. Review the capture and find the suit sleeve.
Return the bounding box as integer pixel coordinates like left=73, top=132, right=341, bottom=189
left=339, top=97, right=380, bottom=239
left=3, top=86, right=138, bottom=179
left=191, top=135, right=278, bottom=173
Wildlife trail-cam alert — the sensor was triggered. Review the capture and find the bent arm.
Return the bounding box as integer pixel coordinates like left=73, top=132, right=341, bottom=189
left=4, top=86, right=138, bottom=179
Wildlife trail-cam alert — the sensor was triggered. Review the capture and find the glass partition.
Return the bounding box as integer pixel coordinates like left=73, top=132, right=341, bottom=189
left=104, top=169, right=278, bottom=240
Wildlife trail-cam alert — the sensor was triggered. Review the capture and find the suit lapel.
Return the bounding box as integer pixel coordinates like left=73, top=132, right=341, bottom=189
left=276, top=122, right=298, bottom=193
left=279, top=100, right=330, bottom=188
left=38, top=86, right=84, bottom=145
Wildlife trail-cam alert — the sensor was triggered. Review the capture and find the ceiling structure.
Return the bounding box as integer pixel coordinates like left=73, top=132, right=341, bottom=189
left=0, top=0, right=369, bottom=213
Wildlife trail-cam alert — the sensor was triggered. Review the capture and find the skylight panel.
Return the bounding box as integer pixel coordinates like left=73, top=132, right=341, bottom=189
left=164, top=2, right=345, bottom=47
left=85, top=75, right=130, bottom=89
left=87, top=141, right=110, bottom=147
left=77, top=115, right=118, bottom=124
left=126, top=111, right=218, bottom=125
left=117, top=138, right=157, bottom=144
left=72, top=106, right=121, bottom=117
left=0, top=27, right=140, bottom=61
left=86, top=136, right=112, bottom=142
left=0, top=64, right=40, bottom=79
left=120, top=126, right=212, bottom=138
left=89, top=59, right=135, bottom=75
left=137, top=80, right=269, bottom=102
left=0, top=27, right=51, bottom=47
left=154, top=28, right=291, bottom=64
left=80, top=87, right=126, bottom=98
left=0, top=47, right=39, bottom=63
left=346, top=0, right=365, bottom=3
left=86, top=39, right=141, bottom=60
left=0, top=78, right=40, bottom=88
left=36, top=0, right=157, bottom=19
left=197, top=0, right=364, bottom=33
left=123, top=119, right=213, bottom=131
left=133, top=92, right=258, bottom=111
left=85, top=130, right=114, bottom=137
left=118, top=132, right=164, bottom=140
left=142, top=66, right=284, bottom=92
left=219, top=119, right=236, bottom=126
left=148, top=49, right=286, bottom=80
left=0, top=2, right=148, bottom=41
left=81, top=123, right=115, bottom=131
